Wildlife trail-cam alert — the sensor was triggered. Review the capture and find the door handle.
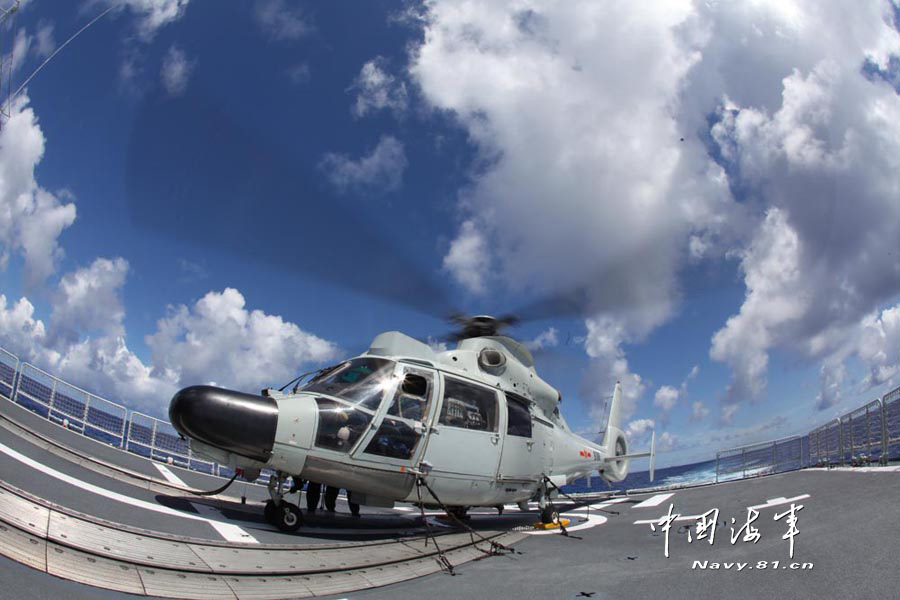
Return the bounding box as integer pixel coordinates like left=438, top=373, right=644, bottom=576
left=526, top=441, right=534, bottom=450
left=490, top=434, right=500, bottom=445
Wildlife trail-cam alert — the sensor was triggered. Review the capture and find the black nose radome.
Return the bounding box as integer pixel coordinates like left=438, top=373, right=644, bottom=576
left=169, top=385, right=278, bottom=462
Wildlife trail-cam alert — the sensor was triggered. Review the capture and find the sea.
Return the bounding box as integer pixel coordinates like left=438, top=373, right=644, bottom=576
left=561, top=458, right=721, bottom=495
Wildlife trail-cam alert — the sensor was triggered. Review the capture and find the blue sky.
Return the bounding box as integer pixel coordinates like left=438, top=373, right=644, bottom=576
left=2, top=1, right=900, bottom=468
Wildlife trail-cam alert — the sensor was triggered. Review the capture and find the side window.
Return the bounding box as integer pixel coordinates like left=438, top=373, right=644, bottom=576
left=439, top=377, right=498, bottom=432
left=506, top=393, right=532, bottom=438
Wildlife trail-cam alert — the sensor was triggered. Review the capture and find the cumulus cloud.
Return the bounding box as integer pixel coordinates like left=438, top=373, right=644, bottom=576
left=34, top=21, right=55, bottom=59
left=0, top=95, right=76, bottom=286
left=654, top=385, right=680, bottom=413
left=691, top=400, right=710, bottom=421
left=409, top=1, right=741, bottom=424
left=160, top=45, right=194, bottom=97
left=286, top=63, right=310, bottom=85
left=1, top=277, right=341, bottom=414
left=408, top=0, right=900, bottom=432
left=254, top=0, right=312, bottom=41
left=524, top=327, right=559, bottom=351
left=626, top=418, right=655, bottom=438
left=704, top=1, right=900, bottom=412
left=319, top=135, right=408, bottom=193
left=146, top=288, right=341, bottom=393
left=103, top=0, right=191, bottom=40
left=50, top=258, right=129, bottom=344
left=441, top=220, right=490, bottom=295
left=351, top=57, right=408, bottom=118
left=0, top=257, right=169, bottom=410
left=581, top=317, right=646, bottom=428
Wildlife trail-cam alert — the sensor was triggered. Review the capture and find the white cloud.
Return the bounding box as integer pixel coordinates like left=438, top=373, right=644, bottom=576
left=408, top=1, right=740, bottom=424
left=710, top=209, right=805, bottom=403
left=654, top=385, right=680, bottom=413
left=721, top=403, right=740, bottom=425
left=160, top=45, right=194, bottom=97
left=286, top=63, right=310, bottom=85
left=104, top=0, right=191, bottom=40
left=814, top=360, right=846, bottom=411
left=626, top=418, right=655, bottom=438
left=34, top=21, right=55, bottom=59
left=0, top=95, right=76, bottom=287
left=657, top=431, right=677, bottom=451
left=0, top=295, right=49, bottom=361
left=581, top=317, right=645, bottom=427
left=408, top=0, right=900, bottom=428
left=1, top=277, right=342, bottom=414
left=319, top=135, right=408, bottom=193
left=146, top=288, right=341, bottom=393
left=524, top=327, right=559, bottom=351
left=254, top=0, right=312, bottom=41
left=705, top=1, right=900, bottom=409
left=352, top=57, right=408, bottom=118
left=442, top=219, right=490, bottom=294
left=0, top=257, right=170, bottom=411
left=691, top=400, right=710, bottom=421
left=4, top=29, right=30, bottom=76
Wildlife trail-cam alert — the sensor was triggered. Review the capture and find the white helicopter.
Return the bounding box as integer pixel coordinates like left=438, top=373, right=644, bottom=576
left=170, top=315, right=656, bottom=531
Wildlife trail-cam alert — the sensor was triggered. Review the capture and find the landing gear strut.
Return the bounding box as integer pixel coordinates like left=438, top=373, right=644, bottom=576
left=538, top=477, right=560, bottom=525
left=266, top=471, right=303, bottom=531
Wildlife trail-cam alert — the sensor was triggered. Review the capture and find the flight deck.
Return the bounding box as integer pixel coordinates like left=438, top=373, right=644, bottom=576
left=1, top=349, right=899, bottom=599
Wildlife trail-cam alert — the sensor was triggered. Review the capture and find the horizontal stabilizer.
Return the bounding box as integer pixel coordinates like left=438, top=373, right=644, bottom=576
left=605, top=451, right=651, bottom=461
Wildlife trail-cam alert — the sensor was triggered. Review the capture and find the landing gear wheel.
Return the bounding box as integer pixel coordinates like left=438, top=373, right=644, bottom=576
left=264, top=499, right=277, bottom=524
left=274, top=502, right=303, bottom=532
left=540, top=505, right=559, bottom=525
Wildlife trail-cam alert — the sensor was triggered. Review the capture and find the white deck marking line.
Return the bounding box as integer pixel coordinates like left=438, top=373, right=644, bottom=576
left=747, top=494, right=810, bottom=511
left=0, top=441, right=258, bottom=544
left=632, top=493, right=674, bottom=508
left=153, top=462, right=187, bottom=486
left=154, top=462, right=257, bottom=543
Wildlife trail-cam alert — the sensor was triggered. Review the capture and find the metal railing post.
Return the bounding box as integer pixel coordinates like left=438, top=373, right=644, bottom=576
left=715, top=453, right=720, bottom=483
left=49, top=377, right=57, bottom=414
left=150, top=419, right=158, bottom=460
left=880, top=397, right=887, bottom=462
left=836, top=419, right=844, bottom=466
left=866, top=403, right=872, bottom=458
left=82, top=395, right=91, bottom=429
left=772, top=440, right=777, bottom=471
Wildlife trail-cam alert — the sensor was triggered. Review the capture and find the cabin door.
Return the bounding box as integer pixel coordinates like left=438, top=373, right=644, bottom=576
left=422, top=375, right=503, bottom=479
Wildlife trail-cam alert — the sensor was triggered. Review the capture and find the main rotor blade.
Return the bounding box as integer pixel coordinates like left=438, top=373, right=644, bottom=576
left=507, top=238, right=730, bottom=325
left=124, top=91, right=453, bottom=320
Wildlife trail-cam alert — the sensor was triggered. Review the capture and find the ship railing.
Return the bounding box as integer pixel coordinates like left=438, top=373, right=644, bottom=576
left=715, top=435, right=803, bottom=483
left=0, top=344, right=266, bottom=482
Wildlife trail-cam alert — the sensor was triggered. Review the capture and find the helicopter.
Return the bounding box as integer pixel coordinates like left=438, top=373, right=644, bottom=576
left=169, top=314, right=656, bottom=531
left=124, top=92, right=663, bottom=532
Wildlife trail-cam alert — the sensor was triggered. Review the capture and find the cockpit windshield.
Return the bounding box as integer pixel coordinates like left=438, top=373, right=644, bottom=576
left=298, top=357, right=395, bottom=410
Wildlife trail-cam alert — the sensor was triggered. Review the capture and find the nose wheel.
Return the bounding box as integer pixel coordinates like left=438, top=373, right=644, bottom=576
left=272, top=501, right=303, bottom=532
left=266, top=471, right=304, bottom=532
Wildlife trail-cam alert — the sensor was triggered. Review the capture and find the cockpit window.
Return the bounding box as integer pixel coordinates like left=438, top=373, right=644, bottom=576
left=364, top=368, right=433, bottom=460
left=299, top=357, right=395, bottom=409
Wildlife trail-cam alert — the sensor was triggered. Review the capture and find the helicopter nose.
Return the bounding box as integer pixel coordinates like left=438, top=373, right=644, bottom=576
left=169, top=385, right=278, bottom=462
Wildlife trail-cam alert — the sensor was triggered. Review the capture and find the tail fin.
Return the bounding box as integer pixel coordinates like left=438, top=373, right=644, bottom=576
left=601, top=382, right=629, bottom=482
left=604, top=381, right=623, bottom=439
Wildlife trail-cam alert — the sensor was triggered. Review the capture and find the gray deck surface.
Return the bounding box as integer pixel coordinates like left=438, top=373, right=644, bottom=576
left=1, top=394, right=898, bottom=599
